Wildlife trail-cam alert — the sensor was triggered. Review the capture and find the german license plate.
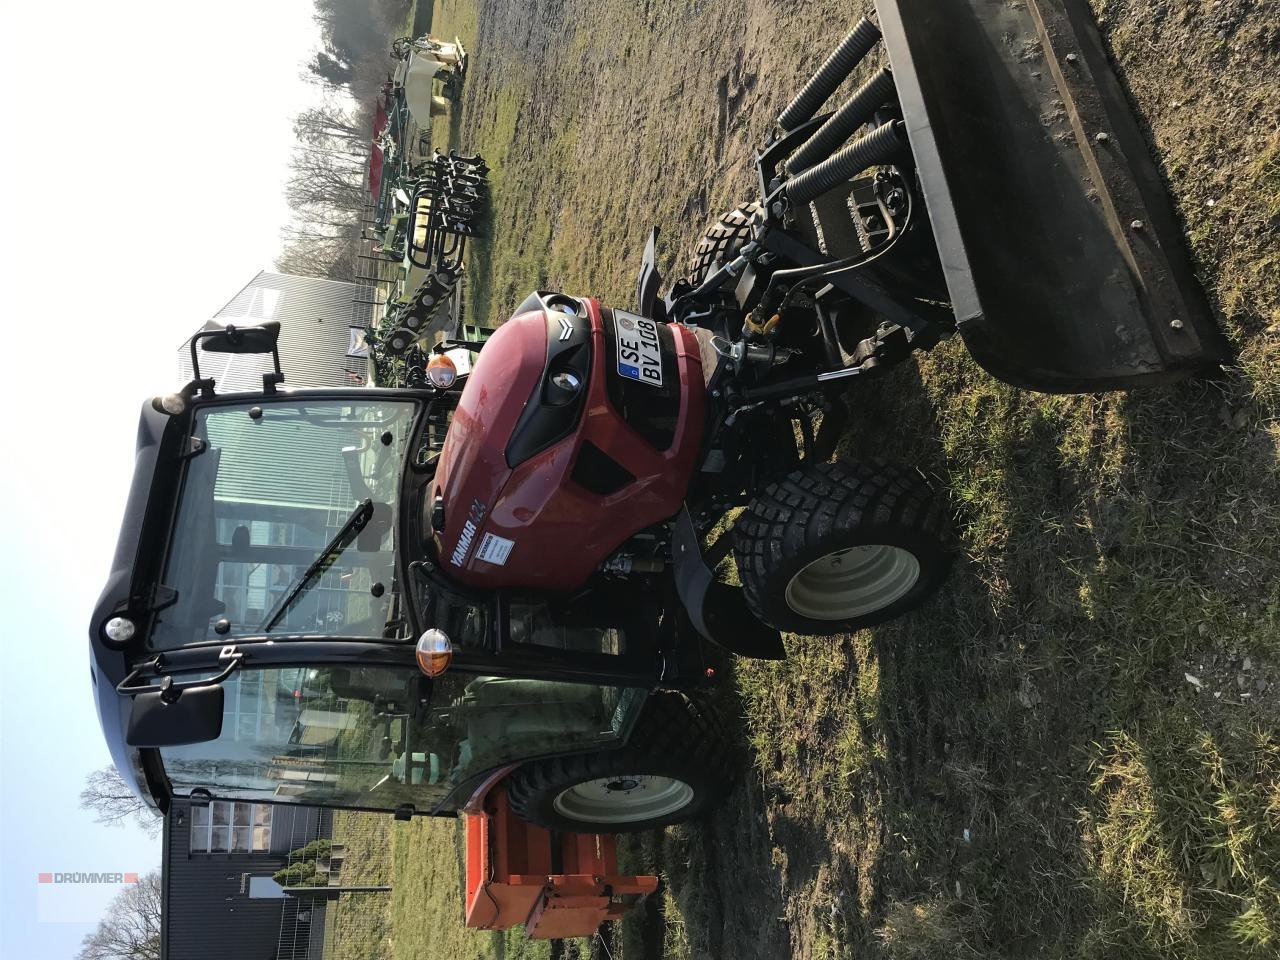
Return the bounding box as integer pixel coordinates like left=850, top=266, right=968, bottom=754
left=613, top=311, right=664, bottom=387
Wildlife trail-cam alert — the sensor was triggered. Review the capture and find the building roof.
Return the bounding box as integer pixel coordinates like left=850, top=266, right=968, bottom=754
left=179, top=271, right=371, bottom=393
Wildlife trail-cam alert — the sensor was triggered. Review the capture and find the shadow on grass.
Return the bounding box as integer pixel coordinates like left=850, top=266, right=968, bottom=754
left=640, top=345, right=1280, bottom=960
left=619, top=682, right=795, bottom=960
left=821, top=351, right=1280, bottom=958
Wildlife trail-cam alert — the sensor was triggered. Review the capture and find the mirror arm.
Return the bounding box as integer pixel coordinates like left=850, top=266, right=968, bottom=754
left=116, top=656, right=162, bottom=694
left=188, top=335, right=216, bottom=398
left=263, top=348, right=284, bottom=396
left=116, top=647, right=244, bottom=698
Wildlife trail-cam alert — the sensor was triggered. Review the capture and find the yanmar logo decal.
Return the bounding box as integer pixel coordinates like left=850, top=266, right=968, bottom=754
left=449, top=499, right=488, bottom=567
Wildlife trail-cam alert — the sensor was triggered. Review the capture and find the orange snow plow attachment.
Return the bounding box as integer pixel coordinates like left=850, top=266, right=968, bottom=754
left=464, top=785, right=658, bottom=939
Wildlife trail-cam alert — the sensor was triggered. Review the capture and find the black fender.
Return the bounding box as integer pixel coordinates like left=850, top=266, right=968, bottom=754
left=635, top=227, right=664, bottom=320
left=671, top=506, right=786, bottom=660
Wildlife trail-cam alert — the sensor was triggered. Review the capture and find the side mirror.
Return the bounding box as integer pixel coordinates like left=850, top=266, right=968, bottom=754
left=200, top=321, right=282, bottom=355
left=188, top=322, right=285, bottom=397
left=126, top=683, right=225, bottom=747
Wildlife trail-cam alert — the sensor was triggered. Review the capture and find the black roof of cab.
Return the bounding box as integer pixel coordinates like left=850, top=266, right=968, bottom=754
left=89, top=399, right=186, bottom=812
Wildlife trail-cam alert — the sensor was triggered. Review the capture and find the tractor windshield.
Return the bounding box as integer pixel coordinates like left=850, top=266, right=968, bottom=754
left=157, top=665, right=644, bottom=813
left=150, top=398, right=417, bottom=649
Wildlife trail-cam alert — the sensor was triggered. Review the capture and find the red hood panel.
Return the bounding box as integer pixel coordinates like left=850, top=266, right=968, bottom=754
left=434, top=310, right=548, bottom=568
left=434, top=298, right=705, bottom=592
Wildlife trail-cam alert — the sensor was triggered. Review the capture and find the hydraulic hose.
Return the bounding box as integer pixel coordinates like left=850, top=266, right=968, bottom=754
left=783, top=120, right=906, bottom=207
left=785, top=67, right=897, bottom=174
left=777, top=17, right=882, bottom=131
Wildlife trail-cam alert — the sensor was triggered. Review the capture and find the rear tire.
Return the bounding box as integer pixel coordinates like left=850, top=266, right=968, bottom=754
left=506, top=693, right=732, bottom=833
left=687, top=202, right=763, bottom=286
left=734, top=460, right=951, bottom=635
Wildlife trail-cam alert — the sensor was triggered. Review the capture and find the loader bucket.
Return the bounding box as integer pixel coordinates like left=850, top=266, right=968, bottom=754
left=874, top=0, right=1226, bottom=392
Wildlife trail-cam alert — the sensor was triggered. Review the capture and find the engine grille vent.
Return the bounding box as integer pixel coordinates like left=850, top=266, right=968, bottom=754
left=570, top=441, right=636, bottom=496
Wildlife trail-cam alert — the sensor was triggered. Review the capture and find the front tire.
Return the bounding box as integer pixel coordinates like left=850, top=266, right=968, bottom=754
left=687, top=202, right=763, bottom=286
left=506, top=693, right=731, bottom=833
left=734, top=460, right=951, bottom=635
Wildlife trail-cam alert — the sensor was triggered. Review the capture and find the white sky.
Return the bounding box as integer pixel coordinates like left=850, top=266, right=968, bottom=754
left=0, top=2, right=326, bottom=955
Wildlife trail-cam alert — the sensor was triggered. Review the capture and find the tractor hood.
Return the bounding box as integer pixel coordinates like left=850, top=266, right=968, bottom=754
left=432, top=293, right=595, bottom=589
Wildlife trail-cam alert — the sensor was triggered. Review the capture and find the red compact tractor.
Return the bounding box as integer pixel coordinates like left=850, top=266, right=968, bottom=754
left=91, top=1, right=1223, bottom=939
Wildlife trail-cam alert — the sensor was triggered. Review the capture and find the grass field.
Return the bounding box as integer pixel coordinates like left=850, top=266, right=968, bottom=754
left=328, top=811, right=577, bottom=960
left=380, top=0, right=1280, bottom=956
left=327, top=812, right=394, bottom=960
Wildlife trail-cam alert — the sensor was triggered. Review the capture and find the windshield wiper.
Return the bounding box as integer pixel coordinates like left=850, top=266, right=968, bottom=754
left=260, top=499, right=374, bottom=633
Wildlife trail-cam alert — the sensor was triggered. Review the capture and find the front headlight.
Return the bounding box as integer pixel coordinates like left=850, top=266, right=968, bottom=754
left=544, top=294, right=581, bottom=317
left=547, top=368, right=583, bottom=404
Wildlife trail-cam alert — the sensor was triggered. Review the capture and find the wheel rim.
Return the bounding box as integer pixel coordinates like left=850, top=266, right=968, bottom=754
left=551, top=775, right=695, bottom=824
left=784, top=544, right=921, bottom=620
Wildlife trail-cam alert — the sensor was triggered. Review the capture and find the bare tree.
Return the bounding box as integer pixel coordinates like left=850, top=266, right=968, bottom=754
left=76, top=871, right=162, bottom=960
left=308, top=0, right=409, bottom=89
left=80, top=767, right=162, bottom=838
left=287, top=147, right=369, bottom=212
left=277, top=119, right=372, bottom=280
left=309, top=49, right=357, bottom=87
left=281, top=0, right=411, bottom=278
left=276, top=221, right=362, bottom=280
left=293, top=98, right=367, bottom=150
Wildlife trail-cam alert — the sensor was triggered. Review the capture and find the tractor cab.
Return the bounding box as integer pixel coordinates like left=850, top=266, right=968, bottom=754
left=89, top=324, right=701, bottom=822
left=146, top=663, right=643, bottom=815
